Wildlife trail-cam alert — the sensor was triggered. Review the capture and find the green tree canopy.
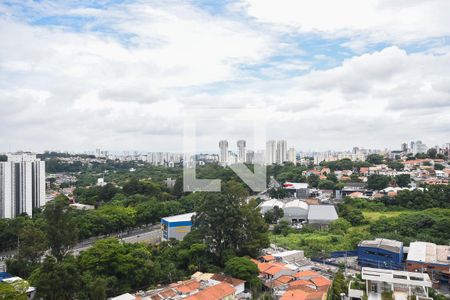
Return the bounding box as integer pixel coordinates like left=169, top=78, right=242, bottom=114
left=43, top=196, right=78, bottom=261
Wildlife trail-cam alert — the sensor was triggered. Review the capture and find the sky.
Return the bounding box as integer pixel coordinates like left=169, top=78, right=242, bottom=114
left=0, top=0, right=449, bottom=153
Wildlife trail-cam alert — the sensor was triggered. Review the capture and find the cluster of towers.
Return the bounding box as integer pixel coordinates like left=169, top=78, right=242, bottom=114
left=218, top=139, right=296, bottom=165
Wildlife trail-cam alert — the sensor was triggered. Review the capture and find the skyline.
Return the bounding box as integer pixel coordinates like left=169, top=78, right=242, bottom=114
left=1, top=1, right=450, bottom=152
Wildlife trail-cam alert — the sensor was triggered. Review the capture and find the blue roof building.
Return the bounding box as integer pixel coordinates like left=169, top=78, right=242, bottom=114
left=358, top=238, right=404, bottom=270
left=161, top=212, right=195, bottom=241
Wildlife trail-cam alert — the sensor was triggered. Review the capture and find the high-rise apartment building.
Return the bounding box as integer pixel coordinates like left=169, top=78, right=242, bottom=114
left=245, top=150, right=255, bottom=164
left=266, top=140, right=276, bottom=165
left=237, top=140, right=246, bottom=163
left=276, top=140, right=287, bottom=164
left=0, top=153, right=46, bottom=219
left=219, top=140, right=229, bottom=165
left=287, top=148, right=296, bottom=164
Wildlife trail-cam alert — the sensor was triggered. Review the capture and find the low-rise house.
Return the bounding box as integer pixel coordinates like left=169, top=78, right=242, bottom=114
left=277, top=270, right=331, bottom=300
left=184, top=282, right=236, bottom=300
left=112, top=272, right=246, bottom=300
left=360, top=267, right=432, bottom=300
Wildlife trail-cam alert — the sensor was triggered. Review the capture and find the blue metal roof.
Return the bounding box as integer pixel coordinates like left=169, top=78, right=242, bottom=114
left=0, top=272, right=12, bottom=281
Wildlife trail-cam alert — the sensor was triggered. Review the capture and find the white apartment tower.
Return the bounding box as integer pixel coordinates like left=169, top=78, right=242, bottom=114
left=266, top=140, right=277, bottom=165
left=219, top=140, right=229, bottom=165
left=0, top=153, right=46, bottom=219
left=276, top=140, right=287, bottom=164
left=287, top=148, right=296, bottom=164
left=237, top=140, right=246, bottom=163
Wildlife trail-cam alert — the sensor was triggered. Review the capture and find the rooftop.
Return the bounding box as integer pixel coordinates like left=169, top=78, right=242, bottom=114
left=359, top=238, right=403, bottom=254
left=184, top=282, right=235, bottom=300
left=283, top=182, right=309, bottom=190
left=407, top=242, right=450, bottom=265
left=284, top=200, right=309, bottom=210
left=361, top=267, right=432, bottom=287
left=161, top=212, right=195, bottom=222
left=307, top=205, right=338, bottom=221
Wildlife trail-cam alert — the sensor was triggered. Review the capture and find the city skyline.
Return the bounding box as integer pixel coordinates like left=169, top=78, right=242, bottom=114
left=0, top=1, right=449, bottom=152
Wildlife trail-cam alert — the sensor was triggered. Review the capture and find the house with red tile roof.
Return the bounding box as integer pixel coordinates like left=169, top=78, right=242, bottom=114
left=184, top=282, right=235, bottom=300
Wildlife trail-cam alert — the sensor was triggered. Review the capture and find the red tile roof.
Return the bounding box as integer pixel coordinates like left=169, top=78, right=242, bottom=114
left=280, top=290, right=309, bottom=300
left=310, top=276, right=332, bottom=287
left=184, top=282, right=235, bottom=300
left=210, top=274, right=245, bottom=287
left=293, top=270, right=320, bottom=278
left=172, top=280, right=200, bottom=294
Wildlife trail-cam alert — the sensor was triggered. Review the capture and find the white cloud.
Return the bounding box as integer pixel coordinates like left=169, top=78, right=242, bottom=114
left=240, top=0, right=450, bottom=49
left=0, top=1, right=449, bottom=152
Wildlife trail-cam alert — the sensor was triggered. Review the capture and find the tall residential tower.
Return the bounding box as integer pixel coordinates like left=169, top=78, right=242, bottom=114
left=219, top=140, right=229, bottom=165
left=0, top=153, right=46, bottom=219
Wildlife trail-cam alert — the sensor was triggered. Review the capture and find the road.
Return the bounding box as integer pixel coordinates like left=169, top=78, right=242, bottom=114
left=72, top=226, right=162, bottom=255
left=0, top=224, right=163, bottom=270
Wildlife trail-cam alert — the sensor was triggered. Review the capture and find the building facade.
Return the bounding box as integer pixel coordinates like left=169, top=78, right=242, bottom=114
left=357, top=238, right=404, bottom=270
left=0, top=153, right=46, bottom=219
left=276, top=140, right=287, bottom=164
left=236, top=140, right=246, bottom=163
left=266, top=140, right=276, bottom=165
left=219, top=140, right=229, bottom=165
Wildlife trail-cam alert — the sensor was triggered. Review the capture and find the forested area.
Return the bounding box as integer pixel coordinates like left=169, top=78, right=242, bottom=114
left=4, top=181, right=269, bottom=299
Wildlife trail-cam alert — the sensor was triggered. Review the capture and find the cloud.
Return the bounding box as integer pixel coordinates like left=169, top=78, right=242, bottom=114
left=0, top=1, right=449, bottom=152
left=239, top=0, right=450, bottom=49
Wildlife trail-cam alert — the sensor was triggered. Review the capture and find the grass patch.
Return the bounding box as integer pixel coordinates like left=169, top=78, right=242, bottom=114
left=362, top=211, right=412, bottom=221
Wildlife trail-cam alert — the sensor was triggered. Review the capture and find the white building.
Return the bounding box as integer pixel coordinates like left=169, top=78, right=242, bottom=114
left=283, top=200, right=309, bottom=223
left=237, top=140, right=246, bottom=163
left=219, top=140, right=229, bottom=165
left=258, top=199, right=284, bottom=214
left=266, top=140, right=277, bottom=165
left=276, top=140, right=287, bottom=164
left=0, top=153, right=46, bottom=219
left=287, top=147, right=296, bottom=164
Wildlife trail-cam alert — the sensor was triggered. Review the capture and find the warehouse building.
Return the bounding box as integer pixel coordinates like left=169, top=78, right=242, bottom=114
left=406, top=241, right=450, bottom=288
left=161, top=212, right=195, bottom=241
left=282, top=200, right=308, bottom=223
left=307, top=205, right=338, bottom=229
left=358, top=238, right=404, bottom=270
left=258, top=199, right=284, bottom=214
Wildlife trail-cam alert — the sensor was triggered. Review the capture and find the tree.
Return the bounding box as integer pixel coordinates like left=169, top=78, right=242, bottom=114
left=394, top=174, right=411, bottom=187
left=264, top=206, right=284, bottom=224
left=0, top=282, right=28, bottom=300
left=6, top=224, right=48, bottom=278
left=342, top=209, right=365, bottom=226
left=268, top=188, right=288, bottom=199
left=224, top=257, right=259, bottom=282
left=273, top=220, right=294, bottom=236
left=43, top=196, right=78, bottom=261
left=78, top=238, right=156, bottom=296
left=193, top=181, right=268, bottom=262
left=224, top=257, right=261, bottom=295
left=29, top=255, right=81, bottom=300
left=427, top=148, right=437, bottom=159
left=17, top=225, right=47, bottom=264
left=330, top=270, right=347, bottom=300
left=367, top=175, right=390, bottom=190
left=307, top=174, right=320, bottom=188
left=318, top=180, right=336, bottom=190
left=434, top=163, right=445, bottom=170
left=366, top=154, right=384, bottom=165
left=329, top=219, right=351, bottom=235
left=387, top=161, right=404, bottom=171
